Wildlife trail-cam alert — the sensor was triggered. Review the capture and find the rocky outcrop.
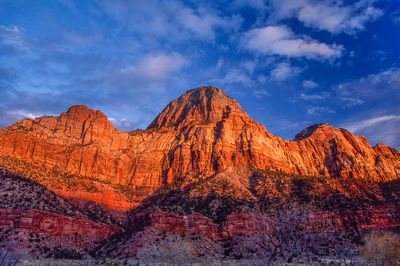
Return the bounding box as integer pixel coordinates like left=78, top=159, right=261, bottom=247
left=0, top=170, right=120, bottom=258
left=0, top=209, right=118, bottom=239
left=123, top=207, right=399, bottom=243
left=0, top=86, right=399, bottom=211
left=130, top=210, right=221, bottom=240
left=0, top=209, right=119, bottom=256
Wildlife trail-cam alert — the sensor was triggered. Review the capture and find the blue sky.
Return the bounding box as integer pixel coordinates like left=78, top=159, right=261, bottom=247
left=0, top=0, right=399, bottom=148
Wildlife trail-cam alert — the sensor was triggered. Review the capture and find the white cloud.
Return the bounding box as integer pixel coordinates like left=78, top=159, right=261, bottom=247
left=57, top=0, right=77, bottom=11
left=345, top=115, right=400, bottom=132
left=253, top=89, right=270, bottom=98
left=242, top=25, right=343, bottom=59
left=269, top=0, right=383, bottom=34
left=6, top=110, right=42, bottom=121
left=109, top=117, right=136, bottom=130
left=212, top=68, right=253, bottom=87
left=0, top=25, right=24, bottom=48
left=270, top=62, right=302, bottom=80
left=241, top=61, right=257, bottom=75
left=393, top=10, right=400, bottom=25
left=120, top=52, right=186, bottom=82
left=340, top=97, right=364, bottom=108
left=233, top=0, right=266, bottom=10
left=98, top=0, right=240, bottom=41
left=334, top=69, right=400, bottom=148
left=337, top=67, right=400, bottom=102
left=342, top=115, right=400, bottom=148
left=307, top=106, right=335, bottom=115
left=300, top=92, right=329, bottom=101
left=302, top=80, right=319, bottom=89
left=111, top=52, right=187, bottom=91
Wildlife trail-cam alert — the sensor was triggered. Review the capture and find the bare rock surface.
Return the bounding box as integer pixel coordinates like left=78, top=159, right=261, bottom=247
left=0, top=86, right=398, bottom=211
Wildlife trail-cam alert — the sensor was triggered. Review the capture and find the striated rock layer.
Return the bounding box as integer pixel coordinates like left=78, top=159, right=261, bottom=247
left=0, top=86, right=399, bottom=210
left=128, top=207, right=400, bottom=242
left=0, top=209, right=118, bottom=247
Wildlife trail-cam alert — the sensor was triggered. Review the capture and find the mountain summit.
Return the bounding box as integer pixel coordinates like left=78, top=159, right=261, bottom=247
left=148, top=86, right=250, bottom=129
left=0, top=86, right=399, bottom=211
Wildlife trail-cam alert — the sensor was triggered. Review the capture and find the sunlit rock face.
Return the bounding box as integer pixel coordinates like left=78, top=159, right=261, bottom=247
left=0, top=87, right=400, bottom=208
left=0, top=86, right=399, bottom=211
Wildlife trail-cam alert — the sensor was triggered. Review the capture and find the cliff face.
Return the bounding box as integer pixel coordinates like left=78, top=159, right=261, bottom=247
left=0, top=86, right=399, bottom=211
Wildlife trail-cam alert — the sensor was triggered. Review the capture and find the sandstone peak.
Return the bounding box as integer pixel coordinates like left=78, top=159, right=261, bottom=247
left=294, top=123, right=333, bottom=140
left=147, top=86, right=247, bottom=129
left=66, top=104, right=91, bottom=113
left=65, top=104, right=108, bottom=119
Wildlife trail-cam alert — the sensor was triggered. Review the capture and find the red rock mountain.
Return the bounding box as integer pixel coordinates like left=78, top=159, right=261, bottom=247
left=0, top=86, right=399, bottom=211
left=1, top=86, right=400, bottom=262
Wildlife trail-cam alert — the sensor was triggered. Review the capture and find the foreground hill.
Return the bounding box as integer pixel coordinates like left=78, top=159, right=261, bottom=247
left=95, top=167, right=399, bottom=260
left=0, top=86, right=398, bottom=211
left=0, top=169, right=119, bottom=261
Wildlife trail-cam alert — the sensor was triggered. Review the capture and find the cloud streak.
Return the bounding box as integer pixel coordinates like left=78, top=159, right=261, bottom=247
left=302, top=80, right=319, bottom=89
left=270, top=62, right=302, bottom=81
left=345, top=115, right=400, bottom=132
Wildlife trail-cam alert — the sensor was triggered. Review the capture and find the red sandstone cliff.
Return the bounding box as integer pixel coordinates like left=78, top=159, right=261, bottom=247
left=0, top=86, right=399, bottom=210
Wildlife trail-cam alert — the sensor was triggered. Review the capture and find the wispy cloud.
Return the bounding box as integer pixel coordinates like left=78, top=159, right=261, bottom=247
left=340, top=97, right=364, bottom=108
left=392, top=10, right=400, bottom=26
left=98, top=0, right=240, bottom=42
left=269, top=0, right=383, bottom=34
left=0, top=25, right=25, bottom=49
left=211, top=68, right=253, bottom=87
left=337, top=67, right=400, bottom=104
left=342, top=115, right=400, bottom=148
left=300, top=92, right=329, bottom=101
left=345, top=115, right=400, bottom=132
left=307, top=106, right=335, bottom=115
left=252, top=88, right=270, bottom=98
left=233, top=0, right=267, bottom=10
left=5, top=109, right=43, bottom=122
left=242, top=25, right=343, bottom=59
left=270, top=62, right=302, bottom=81
left=113, top=52, right=187, bottom=91
left=302, top=80, right=319, bottom=89
left=120, top=53, right=186, bottom=81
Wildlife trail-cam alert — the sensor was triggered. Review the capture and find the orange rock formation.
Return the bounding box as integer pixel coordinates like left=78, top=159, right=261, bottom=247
left=0, top=86, right=399, bottom=210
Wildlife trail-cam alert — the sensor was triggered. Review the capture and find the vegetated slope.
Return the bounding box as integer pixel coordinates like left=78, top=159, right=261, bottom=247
left=0, top=156, right=137, bottom=212
left=0, top=169, right=119, bottom=260
left=133, top=167, right=400, bottom=227
left=96, top=167, right=400, bottom=261
left=0, top=168, right=86, bottom=217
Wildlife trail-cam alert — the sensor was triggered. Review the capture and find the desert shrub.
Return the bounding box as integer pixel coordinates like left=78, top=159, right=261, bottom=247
left=358, top=231, right=400, bottom=266
left=229, top=204, right=356, bottom=265
left=136, top=234, right=220, bottom=265
left=104, top=256, right=120, bottom=266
